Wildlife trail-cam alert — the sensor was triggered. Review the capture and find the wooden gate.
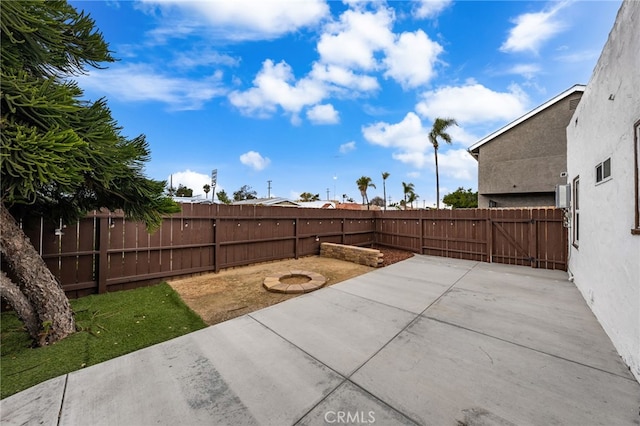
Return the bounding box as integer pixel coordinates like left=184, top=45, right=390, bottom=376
left=488, top=208, right=566, bottom=269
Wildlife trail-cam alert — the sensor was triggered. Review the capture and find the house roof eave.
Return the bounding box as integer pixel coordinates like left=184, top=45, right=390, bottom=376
left=467, top=84, right=586, bottom=155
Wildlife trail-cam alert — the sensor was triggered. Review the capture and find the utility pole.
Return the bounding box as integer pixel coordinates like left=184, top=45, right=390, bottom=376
left=211, top=169, right=217, bottom=201
left=267, top=180, right=272, bottom=198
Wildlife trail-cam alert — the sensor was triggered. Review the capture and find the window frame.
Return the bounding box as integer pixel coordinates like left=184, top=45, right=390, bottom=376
left=595, top=157, right=612, bottom=184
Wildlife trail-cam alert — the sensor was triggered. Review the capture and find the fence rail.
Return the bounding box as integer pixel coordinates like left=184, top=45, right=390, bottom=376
left=21, top=205, right=567, bottom=298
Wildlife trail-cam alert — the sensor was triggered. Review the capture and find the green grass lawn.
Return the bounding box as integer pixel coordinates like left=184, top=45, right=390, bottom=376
left=1, top=283, right=207, bottom=399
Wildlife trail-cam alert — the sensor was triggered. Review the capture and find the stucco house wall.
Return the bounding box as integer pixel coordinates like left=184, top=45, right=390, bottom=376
left=471, top=87, right=583, bottom=208
left=566, top=0, right=640, bottom=382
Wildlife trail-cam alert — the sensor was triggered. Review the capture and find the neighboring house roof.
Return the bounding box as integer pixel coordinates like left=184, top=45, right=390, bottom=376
left=232, top=197, right=300, bottom=207
left=298, top=201, right=336, bottom=209
left=335, top=203, right=380, bottom=210
left=468, top=84, right=586, bottom=159
left=171, top=196, right=206, bottom=203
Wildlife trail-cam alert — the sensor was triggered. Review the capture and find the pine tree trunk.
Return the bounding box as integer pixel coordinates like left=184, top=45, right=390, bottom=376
left=0, top=204, right=75, bottom=345
left=0, top=271, right=41, bottom=340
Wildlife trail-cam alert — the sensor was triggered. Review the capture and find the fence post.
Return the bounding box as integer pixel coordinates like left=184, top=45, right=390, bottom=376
left=486, top=215, right=493, bottom=263
left=528, top=209, right=537, bottom=268
left=294, top=218, right=299, bottom=259
left=213, top=218, right=220, bottom=273
left=419, top=213, right=424, bottom=255
left=97, top=215, right=109, bottom=293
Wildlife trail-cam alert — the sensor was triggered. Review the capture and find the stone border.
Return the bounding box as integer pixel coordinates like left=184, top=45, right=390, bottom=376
left=320, top=242, right=384, bottom=267
left=263, top=270, right=327, bottom=294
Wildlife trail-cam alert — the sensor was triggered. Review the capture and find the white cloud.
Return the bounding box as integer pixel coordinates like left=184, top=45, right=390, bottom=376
left=317, top=7, right=395, bottom=70
left=362, top=112, right=479, bottom=179
left=392, top=151, right=430, bottom=169
left=362, top=112, right=431, bottom=168
left=437, top=149, right=477, bottom=180
left=140, top=0, right=329, bottom=41
left=554, top=49, right=600, bottom=63
left=77, top=64, right=226, bottom=110
left=228, top=59, right=327, bottom=118
left=383, top=30, right=443, bottom=89
left=309, top=63, right=379, bottom=92
left=172, top=49, right=240, bottom=69
left=226, top=4, right=445, bottom=124
left=447, top=125, right=480, bottom=147
left=413, top=0, right=452, bottom=19
left=307, top=104, right=340, bottom=124
left=167, top=170, right=212, bottom=196
left=505, top=63, right=542, bottom=79
left=240, top=151, right=271, bottom=171
left=500, top=2, right=568, bottom=54
left=415, top=83, right=529, bottom=124
left=339, top=141, right=356, bottom=154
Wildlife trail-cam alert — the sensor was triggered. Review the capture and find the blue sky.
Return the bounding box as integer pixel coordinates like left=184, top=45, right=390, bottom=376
left=71, top=0, right=621, bottom=207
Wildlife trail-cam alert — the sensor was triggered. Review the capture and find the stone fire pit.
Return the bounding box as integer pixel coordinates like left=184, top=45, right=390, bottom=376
left=263, top=270, right=327, bottom=294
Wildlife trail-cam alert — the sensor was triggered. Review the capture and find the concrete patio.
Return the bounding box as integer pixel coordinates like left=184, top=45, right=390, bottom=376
left=2, top=255, right=639, bottom=425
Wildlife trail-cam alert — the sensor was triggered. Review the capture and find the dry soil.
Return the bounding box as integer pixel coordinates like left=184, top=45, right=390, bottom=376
left=169, top=247, right=413, bottom=326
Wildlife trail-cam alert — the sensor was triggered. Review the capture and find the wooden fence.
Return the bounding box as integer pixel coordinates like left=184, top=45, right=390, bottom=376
left=21, top=205, right=567, bottom=298
left=375, top=208, right=567, bottom=270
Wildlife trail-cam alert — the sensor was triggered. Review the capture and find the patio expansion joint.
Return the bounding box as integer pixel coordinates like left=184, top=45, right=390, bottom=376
left=329, top=286, right=421, bottom=317
left=422, top=315, right=638, bottom=383
left=246, top=313, right=346, bottom=379
left=56, top=374, right=69, bottom=426
left=292, top=378, right=422, bottom=426
left=247, top=300, right=425, bottom=426
left=249, top=265, right=482, bottom=425
left=342, top=264, right=479, bottom=384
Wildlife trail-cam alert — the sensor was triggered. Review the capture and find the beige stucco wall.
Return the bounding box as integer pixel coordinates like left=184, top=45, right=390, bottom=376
left=477, top=93, right=582, bottom=205
left=566, top=0, right=640, bottom=382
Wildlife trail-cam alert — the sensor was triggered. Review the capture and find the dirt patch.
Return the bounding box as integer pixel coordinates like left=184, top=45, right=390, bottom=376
left=168, top=246, right=413, bottom=326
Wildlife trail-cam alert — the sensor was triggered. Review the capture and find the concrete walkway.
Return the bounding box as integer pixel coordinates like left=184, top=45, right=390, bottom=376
left=2, top=255, right=639, bottom=425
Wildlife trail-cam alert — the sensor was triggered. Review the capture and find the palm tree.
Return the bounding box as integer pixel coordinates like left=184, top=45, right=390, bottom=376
left=203, top=184, right=211, bottom=199
left=381, top=172, right=390, bottom=211
left=356, top=176, right=376, bottom=209
left=299, top=192, right=320, bottom=202
left=407, top=192, right=419, bottom=209
left=402, top=182, right=415, bottom=210
left=429, top=117, right=458, bottom=209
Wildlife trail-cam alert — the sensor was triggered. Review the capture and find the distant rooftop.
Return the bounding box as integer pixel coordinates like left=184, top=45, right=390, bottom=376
left=232, top=197, right=300, bottom=207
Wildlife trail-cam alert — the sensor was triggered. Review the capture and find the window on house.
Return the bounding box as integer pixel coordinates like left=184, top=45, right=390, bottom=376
left=634, top=120, right=640, bottom=235
left=573, top=176, right=580, bottom=247
left=595, top=158, right=612, bottom=184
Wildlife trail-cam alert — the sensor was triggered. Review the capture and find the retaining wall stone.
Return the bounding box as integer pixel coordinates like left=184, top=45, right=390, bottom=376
left=320, top=243, right=383, bottom=268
